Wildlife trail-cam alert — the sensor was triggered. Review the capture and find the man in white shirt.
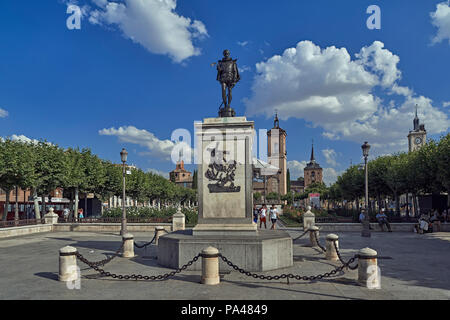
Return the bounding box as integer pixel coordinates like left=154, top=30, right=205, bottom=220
left=270, top=205, right=279, bottom=230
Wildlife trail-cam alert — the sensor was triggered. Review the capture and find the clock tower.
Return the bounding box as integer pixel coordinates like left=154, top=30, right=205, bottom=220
left=407, top=105, right=427, bottom=152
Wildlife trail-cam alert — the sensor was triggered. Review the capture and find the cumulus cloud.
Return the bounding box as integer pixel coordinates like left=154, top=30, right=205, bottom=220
left=0, top=108, right=8, bottom=118
left=99, top=126, right=192, bottom=162
left=322, top=149, right=338, bottom=167
left=245, top=40, right=450, bottom=154
left=430, top=1, right=450, bottom=45
left=444, top=101, right=450, bottom=107
left=322, top=167, right=340, bottom=186
left=88, top=0, right=208, bottom=63
left=287, top=160, right=307, bottom=179
left=147, top=168, right=169, bottom=178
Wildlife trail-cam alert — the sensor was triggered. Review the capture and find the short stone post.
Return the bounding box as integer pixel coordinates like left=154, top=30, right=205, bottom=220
left=122, top=233, right=135, bottom=258
left=358, top=247, right=380, bottom=289
left=309, top=226, right=319, bottom=247
left=155, top=226, right=167, bottom=245
left=45, top=207, right=59, bottom=225
left=59, top=246, right=78, bottom=282
left=325, top=234, right=339, bottom=261
left=201, top=247, right=220, bottom=285
left=303, top=206, right=315, bottom=231
left=172, top=206, right=185, bottom=232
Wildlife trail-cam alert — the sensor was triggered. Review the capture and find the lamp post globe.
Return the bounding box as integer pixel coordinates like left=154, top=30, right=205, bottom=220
left=120, top=148, right=128, bottom=236
left=361, top=141, right=371, bottom=237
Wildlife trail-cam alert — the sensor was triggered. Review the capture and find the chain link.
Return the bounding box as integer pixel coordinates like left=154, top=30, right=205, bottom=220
left=313, top=230, right=327, bottom=252
left=292, top=229, right=309, bottom=241
left=76, top=252, right=200, bottom=281
left=218, top=253, right=350, bottom=282
left=75, top=241, right=124, bottom=267
left=332, top=240, right=359, bottom=270
left=134, top=234, right=156, bottom=249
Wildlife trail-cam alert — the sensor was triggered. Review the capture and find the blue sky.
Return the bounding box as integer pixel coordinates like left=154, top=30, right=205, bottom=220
left=0, top=0, right=449, bottom=185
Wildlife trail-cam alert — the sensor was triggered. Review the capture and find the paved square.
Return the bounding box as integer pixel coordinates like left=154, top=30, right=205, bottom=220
left=1, top=228, right=449, bottom=300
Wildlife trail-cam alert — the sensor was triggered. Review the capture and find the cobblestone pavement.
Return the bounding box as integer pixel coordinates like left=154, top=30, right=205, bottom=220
left=0, top=226, right=449, bottom=300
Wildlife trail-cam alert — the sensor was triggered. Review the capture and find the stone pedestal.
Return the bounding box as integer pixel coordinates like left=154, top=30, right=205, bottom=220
left=59, top=246, right=78, bottom=282
left=155, top=226, right=167, bottom=245
left=172, top=207, right=185, bottom=232
left=158, top=116, right=293, bottom=272
left=193, top=117, right=256, bottom=236
left=303, top=206, right=315, bottom=231
left=201, top=247, right=220, bottom=285
left=45, top=208, right=59, bottom=225
left=122, top=233, right=134, bottom=258
left=309, top=226, right=319, bottom=247
left=358, top=247, right=380, bottom=289
left=325, top=234, right=339, bottom=261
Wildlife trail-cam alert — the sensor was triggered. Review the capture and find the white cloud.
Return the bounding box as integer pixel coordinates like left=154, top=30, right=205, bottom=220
left=99, top=126, right=191, bottom=162
left=239, top=65, right=251, bottom=73
left=443, top=101, right=450, bottom=107
left=88, top=0, right=208, bottom=63
left=322, top=149, right=338, bottom=167
left=287, top=160, right=307, bottom=179
left=430, top=1, right=450, bottom=45
left=237, top=41, right=249, bottom=47
left=323, top=167, right=340, bottom=186
left=0, top=108, right=8, bottom=118
left=147, top=168, right=169, bottom=178
left=245, top=40, right=450, bottom=154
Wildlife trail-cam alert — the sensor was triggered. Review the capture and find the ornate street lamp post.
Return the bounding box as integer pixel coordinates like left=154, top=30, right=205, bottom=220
left=361, top=141, right=371, bottom=237
left=120, top=148, right=128, bottom=236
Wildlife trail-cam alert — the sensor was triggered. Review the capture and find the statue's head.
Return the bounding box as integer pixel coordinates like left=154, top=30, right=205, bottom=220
left=223, top=49, right=230, bottom=58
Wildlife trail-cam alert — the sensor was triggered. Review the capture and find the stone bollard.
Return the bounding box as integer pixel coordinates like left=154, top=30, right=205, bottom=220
left=201, top=247, right=220, bottom=285
left=309, top=226, right=319, bottom=247
left=59, top=246, right=78, bottom=282
left=45, top=207, right=59, bottom=225
left=122, top=233, right=135, bottom=258
left=358, top=247, right=380, bottom=289
left=325, top=234, right=339, bottom=261
left=172, top=207, right=185, bottom=232
left=303, top=206, right=315, bottom=231
left=155, top=226, right=167, bottom=245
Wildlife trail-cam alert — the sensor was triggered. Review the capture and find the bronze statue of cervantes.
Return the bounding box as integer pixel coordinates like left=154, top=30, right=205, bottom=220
left=216, top=49, right=240, bottom=117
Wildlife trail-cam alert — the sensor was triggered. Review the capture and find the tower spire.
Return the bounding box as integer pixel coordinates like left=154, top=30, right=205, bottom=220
left=310, top=140, right=315, bottom=162
left=274, top=111, right=279, bottom=128
left=413, top=104, right=420, bottom=131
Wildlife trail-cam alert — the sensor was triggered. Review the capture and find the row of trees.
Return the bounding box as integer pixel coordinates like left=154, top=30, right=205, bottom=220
left=327, top=134, right=449, bottom=215
left=261, top=133, right=449, bottom=216
left=0, top=139, right=197, bottom=220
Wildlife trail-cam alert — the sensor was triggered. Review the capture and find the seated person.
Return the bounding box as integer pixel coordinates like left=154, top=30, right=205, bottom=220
left=415, top=213, right=431, bottom=234
left=430, top=210, right=441, bottom=232
left=376, top=208, right=392, bottom=232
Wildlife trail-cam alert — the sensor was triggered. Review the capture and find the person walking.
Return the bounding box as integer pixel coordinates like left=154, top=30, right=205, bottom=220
left=253, top=204, right=259, bottom=223
left=269, top=205, right=279, bottom=230
left=259, top=204, right=267, bottom=229
left=376, top=208, right=392, bottom=232
left=78, top=208, right=84, bottom=219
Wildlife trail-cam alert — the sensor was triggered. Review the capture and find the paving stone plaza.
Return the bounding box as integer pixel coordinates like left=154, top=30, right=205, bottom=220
left=1, top=226, right=449, bottom=300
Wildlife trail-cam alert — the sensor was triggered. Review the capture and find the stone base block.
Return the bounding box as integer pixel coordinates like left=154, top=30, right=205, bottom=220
left=157, top=229, right=293, bottom=272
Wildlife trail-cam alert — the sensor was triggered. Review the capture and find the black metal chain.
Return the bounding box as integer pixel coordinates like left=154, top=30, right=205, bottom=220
left=313, top=230, right=327, bottom=252
left=292, top=229, right=309, bottom=241
left=76, top=252, right=201, bottom=281
left=134, top=234, right=156, bottom=249
left=332, top=240, right=359, bottom=270
left=218, top=253, right=354, bottom=281
left=75, top=241, right=124, bottom=267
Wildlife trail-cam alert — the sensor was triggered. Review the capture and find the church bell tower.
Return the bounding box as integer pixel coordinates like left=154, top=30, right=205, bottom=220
left=408, top=105, right=427, bottom=152
left=267, top=113, right=287, bottom=195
